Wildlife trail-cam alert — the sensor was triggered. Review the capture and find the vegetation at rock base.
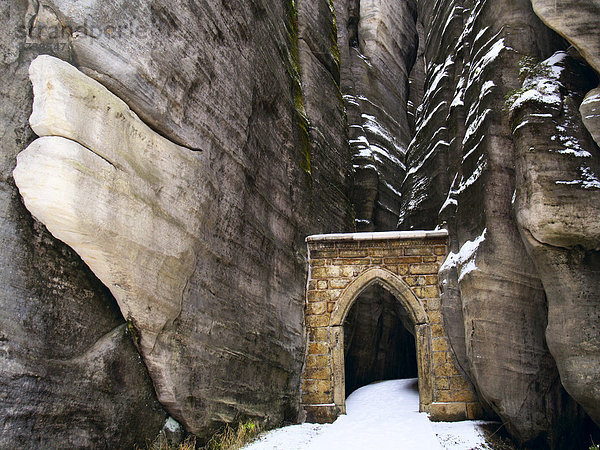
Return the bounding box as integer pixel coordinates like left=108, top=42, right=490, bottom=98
left=141, top=420, right=262, bottom=450
left=205, top=420, right=262, bottom=450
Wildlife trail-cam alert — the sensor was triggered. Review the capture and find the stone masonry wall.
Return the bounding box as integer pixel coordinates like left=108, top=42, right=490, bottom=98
left=302, top=231, right=482, bottom=423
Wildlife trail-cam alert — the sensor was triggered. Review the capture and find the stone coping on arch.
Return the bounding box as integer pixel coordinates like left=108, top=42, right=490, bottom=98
left=306, top=229, right=448, bottom=242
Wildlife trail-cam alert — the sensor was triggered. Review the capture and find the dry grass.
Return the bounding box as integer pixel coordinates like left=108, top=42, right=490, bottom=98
left=205, top=420, right=262, bottom=450
left=141, top=420, right=262, bottom=450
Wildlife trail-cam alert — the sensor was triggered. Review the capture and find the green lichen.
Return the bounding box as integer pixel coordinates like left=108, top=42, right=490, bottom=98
left=125, top=316, right=141, bottom=349
left=284, top=0, right=312, bottom=176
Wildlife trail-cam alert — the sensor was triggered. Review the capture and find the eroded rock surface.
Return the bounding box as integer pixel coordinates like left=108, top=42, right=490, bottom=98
left=334, top=0, right=417, bottom=231
left=3, top=0, right=600, bottom=447
left=530, top=0, right=600, bottom=149
left=0, top=2, right=166, bottom=446
left=509, top=50, right=600, bottom=425
left=12, top=0, right=352, bottom=437
left=399, top=0, right=597, bottom=445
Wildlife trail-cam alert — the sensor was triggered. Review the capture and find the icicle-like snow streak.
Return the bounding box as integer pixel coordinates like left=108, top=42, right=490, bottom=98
left=556, top=166, right=600, bottom=189
left=441, top=228, right=487, bottom=282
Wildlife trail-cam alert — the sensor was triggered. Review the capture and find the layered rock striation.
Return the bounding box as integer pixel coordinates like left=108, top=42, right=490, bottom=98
left=5, top=0, right=352, bottom=443
left=334, top=0, right=418, bottom=231
left=2, top=0, right=600, bottom=447
left=397, top=0, right=600, bottom=445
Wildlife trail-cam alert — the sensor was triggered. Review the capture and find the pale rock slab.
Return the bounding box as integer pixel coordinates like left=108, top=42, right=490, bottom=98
left=14, top=54, right=202, bottom=420
left=581, top=88, right=600, bottom=146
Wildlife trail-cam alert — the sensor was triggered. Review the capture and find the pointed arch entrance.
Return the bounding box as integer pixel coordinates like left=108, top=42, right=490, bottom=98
left=301, top=230, right=482, bottom=423
left=328, top=268, right=433, bottom=414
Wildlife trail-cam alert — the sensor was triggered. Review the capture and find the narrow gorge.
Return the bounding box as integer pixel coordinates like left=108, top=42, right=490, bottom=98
left=1, top=0, right=599, bottom=448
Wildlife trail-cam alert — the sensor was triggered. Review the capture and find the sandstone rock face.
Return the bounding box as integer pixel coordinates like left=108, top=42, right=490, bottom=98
left=14, top=55, right=203, bottom=418
left=334, top=0, right=417, bottom=231
left=10, top=0, right=352, bottom=439
left=0, top=2, right=166, bottom=447
left=509, top=51, right=600, bottom=426
left=3, top=0, right=600, bottom=447
left=399, top=0, right=596, bottom=445
left=530, top=0, right=600, bottom=147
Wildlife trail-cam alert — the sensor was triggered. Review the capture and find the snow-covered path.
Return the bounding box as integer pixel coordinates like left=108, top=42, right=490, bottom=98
left=244, top=379, right=489, bottom=449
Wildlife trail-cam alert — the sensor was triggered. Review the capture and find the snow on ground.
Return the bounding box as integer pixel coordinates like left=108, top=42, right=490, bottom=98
left=244, top=379, right=491, bottom=450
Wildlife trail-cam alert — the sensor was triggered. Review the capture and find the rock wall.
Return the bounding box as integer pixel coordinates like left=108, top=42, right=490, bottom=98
left=397, top=0, right=600, bottom=445
left=334, top=0, right=418, bottom=231
left=0, top=2, right=166, bottom=447
left=4, top=0, right=352, bottom=444
left=2, top=0, right=600, bottom=447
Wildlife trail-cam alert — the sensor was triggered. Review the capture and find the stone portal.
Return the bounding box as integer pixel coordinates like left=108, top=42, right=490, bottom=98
left=302, top=230, right=482, bottom=423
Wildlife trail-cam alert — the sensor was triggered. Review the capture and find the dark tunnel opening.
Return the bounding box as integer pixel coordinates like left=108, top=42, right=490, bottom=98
left=343, top=283, right=418, bottom=397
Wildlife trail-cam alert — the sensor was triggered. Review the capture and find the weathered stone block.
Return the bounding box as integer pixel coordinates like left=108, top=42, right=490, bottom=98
left=341, top=267, right=354, bottom=277
left=339, top=249, right=368, bottom=258
left=409, top=263, right=439, bottom=274
left=438, top=390, right=478, bottom=403
left=305, top=354, right=330, bottom=368
left=307, top=302, right=327, bottom=315
left=427, top=298, right=441, bottom=310
left=404, top=246, right=434, bottom=256
left=303, top=366, right=331, bottom=380
left=304, top=405, right=339, bottom=424
left=302, top=391, right=333, bottom=405
left=335, top=242, right=360, bottom=249
left=311, top=249, right=339, bottom=258
left=449, top=376, right=473, bottom=391
left=414, top=286, right=440, bottom=298
left=328, top=289, right=342, bottom=300
left=302, top=379, right=331, bottom=394
left=369, top=248, right=386, bottom=257
left=434, top=363, right=460, bottom=377
left=317, top=280, right=328, bottom=290
left=307, top=291, right=331, bottom=303
left=306, top=315, right=329, bottom=327
left=435, top=377, right=450, bottom=390
left=432, top=338, right=450, bottom=352
left=312, top=266, right=341, bottom=279
left=428, top=311, right=443, bottom=324
left=329, top=279, right=350, bottom=289
left=429, top=402, right=468, bottom=422
left=425, top=275, right=438, bottom=285
left=434, top=246, right=447, bottom=256
left=467, top=402, right=484, bottom=420
left=431, top=324, right=445, bottom=338
left=308, top=342, right=329, bottom=355
left=332, top=258, right=368, bottom=265
left=433, top=351, right=449, bottom=366
left=405, top=276, right=427, bottom=286
left=385, top=257, right=421, bottom=264
left=396, top=264, right=409, bottom=275
left=309, top=327, right=329, bottom=342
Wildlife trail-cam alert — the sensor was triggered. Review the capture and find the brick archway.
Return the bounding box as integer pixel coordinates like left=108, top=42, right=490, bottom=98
left=302, top=231, right=482, bottom=423
left=328, top=267, right=433, bottom=415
